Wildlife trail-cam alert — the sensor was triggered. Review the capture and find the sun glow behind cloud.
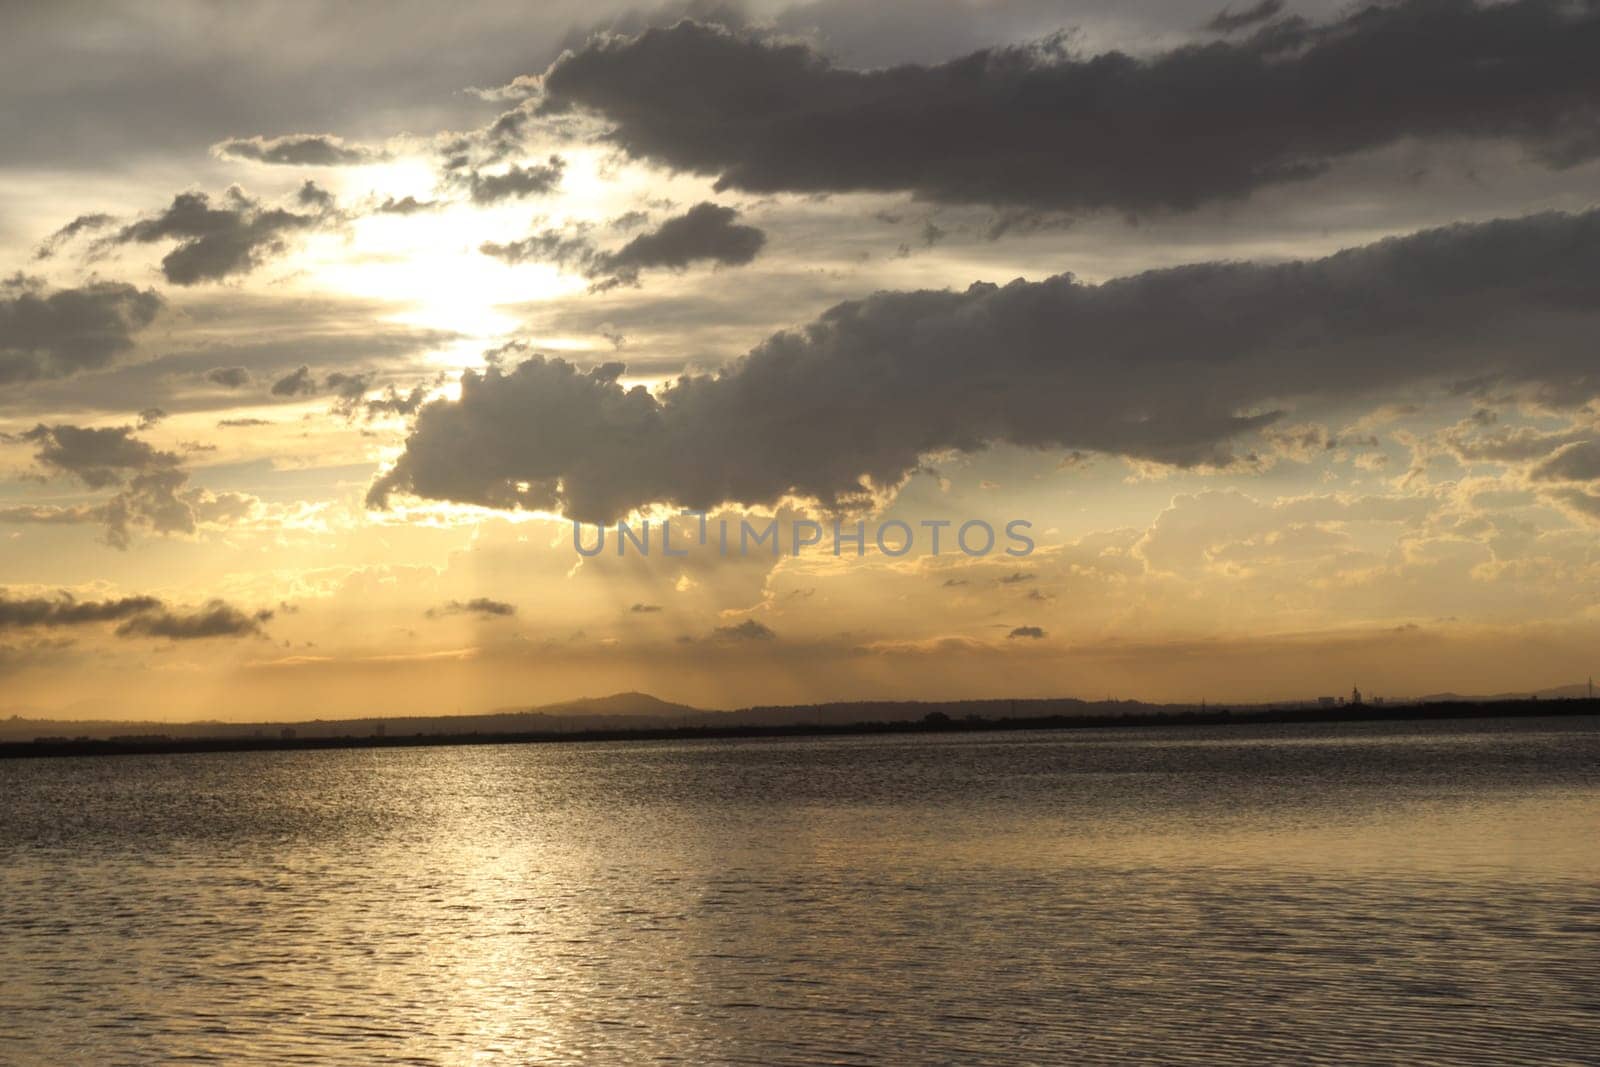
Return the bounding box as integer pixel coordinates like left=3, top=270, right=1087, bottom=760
left=291, top=149, right=646, bottom=366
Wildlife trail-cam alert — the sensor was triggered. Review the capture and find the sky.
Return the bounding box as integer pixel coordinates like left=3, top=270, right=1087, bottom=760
left=2, top=0, right=1599, bottom=720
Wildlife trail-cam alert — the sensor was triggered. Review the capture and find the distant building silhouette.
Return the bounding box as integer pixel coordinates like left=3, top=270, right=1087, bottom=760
left=1351, top=685, right=1363, bottom=706
left=1318, top=696, right=1337, bottom=708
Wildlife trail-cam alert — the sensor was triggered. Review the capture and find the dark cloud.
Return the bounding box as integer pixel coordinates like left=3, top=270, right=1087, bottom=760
left=205, top=366, right=252, bottom=388
left=1530, top=441, right=1600, bottom=482
left=375, top=195, right=440, bottom=215
left=465, top=156, right=566, bottom=204
left=215, top=133, right=386, bottom=166
left=11, top=422, right=179, bottom=489
left=0, top=276, right=162, bottom=385
left=105, top=186, right=328, bottom=285
left=1007, top=625, right=1046, bottom=639
left=296, top=179, right=337, bottom=211
left=0, top=592, right=267, bottom=641
left=0, top=593, right=162, bottom=630
left=114, top=601, right=272, bottom=640
left=269, top=364, right=426, bottom=418
left=538, top=3, right=1600, bottom=213
left=482, top=201, right=763, bottom=289
left=630, top=602, right=664, bottom=613
left=0, top=2, right=640, bottom=171
left=438, top=102, right=540, bottom=174
left=1206, top=0, right=1284, bottom=34
left=7, top=422, right=252, bottom=549
left=372, top=209, right=1600, bottom=523
left=481, top=228, right=600, bottom=269
left=217, top=418, right=271, bottom=428
left=426, top=598, right=517, bottom=619
left=600, top=201, right=765, bottom=284
left=365, top=382, right=433, bottom=419
left=34, top=213, right=115, bottom=260
left=712, top=619, right=776, bottom=641
left=271, top=365, right=319, bottom=397
left=1546, top=485, right=1600, bottom=522
left=325, top=370, right=376, bottom=416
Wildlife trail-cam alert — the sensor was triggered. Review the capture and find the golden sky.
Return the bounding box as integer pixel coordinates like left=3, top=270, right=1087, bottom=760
left=2, top=1, right=1599, bottom=719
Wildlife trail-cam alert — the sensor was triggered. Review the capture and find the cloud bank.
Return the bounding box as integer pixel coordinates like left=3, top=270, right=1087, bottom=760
left=106, top=186, right=331, bottom=285
left=0, top=278, right=162, bottom=385
left=0, top=592, right=268, bottom=640
left=370, top=209, right=1600, bottom=523
left=538, top=2, right=1600, bottom=213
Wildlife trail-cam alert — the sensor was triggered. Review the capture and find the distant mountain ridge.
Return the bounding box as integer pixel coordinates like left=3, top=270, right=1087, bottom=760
left=489, top=691, right=700, bottom=718
left=0, top=691, right=704, bottom=742
left=3, top=685, right=1595, bottom=742
left=1415, top=683, right=1593, bottom=702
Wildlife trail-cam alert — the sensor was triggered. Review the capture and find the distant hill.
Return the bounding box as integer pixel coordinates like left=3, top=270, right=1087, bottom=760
left=491, top=691, right=701, bottom=718
left=1416, top=683, right=1593, bottom=702
left=0, top=691, right=705, bottom=742
left=3, top=684, right=1595, bottom=743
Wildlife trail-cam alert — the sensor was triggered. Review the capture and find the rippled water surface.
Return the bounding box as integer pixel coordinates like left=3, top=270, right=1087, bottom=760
left=2, top=715, right=1597, bottom=1064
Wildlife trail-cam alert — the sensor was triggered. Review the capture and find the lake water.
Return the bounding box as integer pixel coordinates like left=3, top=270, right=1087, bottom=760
left=1, top=715, right=1597, bottom=1064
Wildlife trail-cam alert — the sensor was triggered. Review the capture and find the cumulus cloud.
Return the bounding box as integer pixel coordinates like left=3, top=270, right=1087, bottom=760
left=205, top=366, right=252, bottom=388
left=270, top=365, right=319, bottom=397
left=600, top=201, right=765, bottom=282
left=0, top=276, right=162, bottom=385
left=214, top=133, right=386, bottom=166
left=1007, top=625, right=1046, bottom=639
left=325, top=370, right=375, bottom=416
left=371, top=209, right=1600, bottom=523
left=5, top=423, right=255, bottom=549
left=481, top=201, right=764, bottom=288
left=537, top=2, right=1600, bottom=213
left=11, top=422, right=178, bottom=489
left=104, top=185, right=330, bottom=285
left=464, top=155, right=566, bottom=204
left=426, top=597, right=517, bottom=619
left=296, top=179, right=336, bottom=211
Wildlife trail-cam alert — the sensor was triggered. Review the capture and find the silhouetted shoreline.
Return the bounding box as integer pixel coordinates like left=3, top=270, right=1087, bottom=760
left=3, top=698, right=1595, bottom=760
